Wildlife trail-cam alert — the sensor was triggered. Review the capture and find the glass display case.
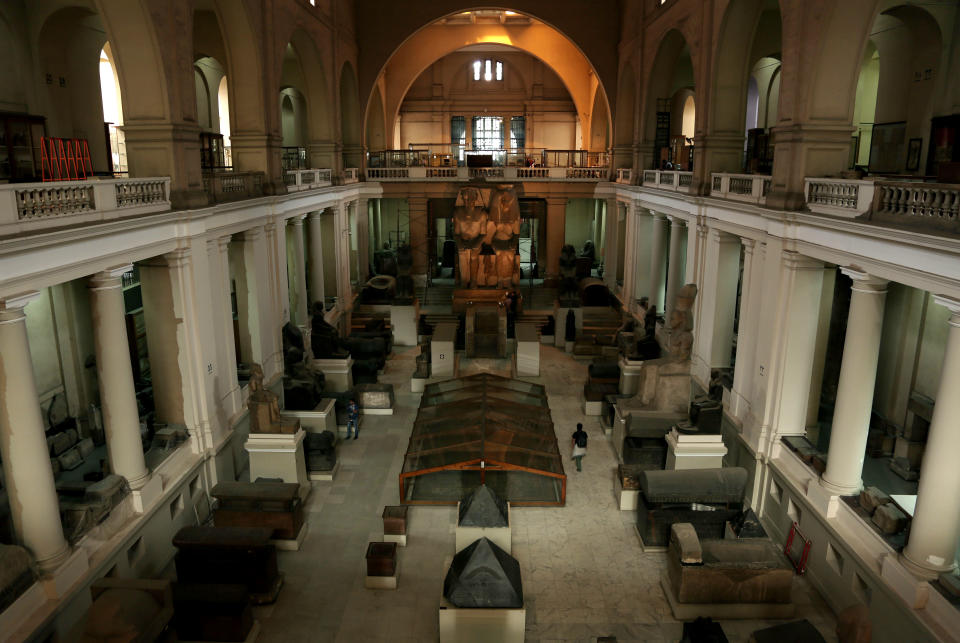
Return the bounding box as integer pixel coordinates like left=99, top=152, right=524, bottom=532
left=0, top=113, right=46, bottom=182
left=400, top=374, right=565, bottom=506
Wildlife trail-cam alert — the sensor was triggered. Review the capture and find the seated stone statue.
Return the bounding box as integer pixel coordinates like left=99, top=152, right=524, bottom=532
left=580, top=239, right=596, bottom=265
left=282, top=323, right=325, bottom=410
left=248, top=363, right=299, bottom=434
left=310, top=303, right=350, bottom=359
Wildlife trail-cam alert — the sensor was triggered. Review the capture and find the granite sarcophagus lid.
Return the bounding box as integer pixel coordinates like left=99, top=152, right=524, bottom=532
left=458, top=484, right=508, bottom=528
left=443, top=537, right=522, bottom=608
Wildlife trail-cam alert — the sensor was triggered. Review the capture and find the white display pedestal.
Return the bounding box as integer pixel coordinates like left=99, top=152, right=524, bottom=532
left=614, top=472, right=639, bottom=511
left=432, top=323, right=457, bottom=378
left=619, top=356, right=646, bottom=395
left=455, top=502, right=512, bottom=554
left=439, top=558, right=525, bottom=643
left=665, top=428, right=727, bottom=470
left=245, top=430, right=310, bottom=501
left=308, top=459, right=340, bottom=482
left=583, top=398, right=603, bottom=416
left=286, top=398, right=337, bottom=434
left=554, top=305, right=582, bottom=348
left=384, top=534, right=407, bottom=546
left=272, top=522, right=309, bottom=552
left=515, top=325, right=540, bottom=376
left=411, top=376, right=427, bottom=393
left=312, top=357, right=354, bottom=392
left=390, top=301, right=419, bottom=347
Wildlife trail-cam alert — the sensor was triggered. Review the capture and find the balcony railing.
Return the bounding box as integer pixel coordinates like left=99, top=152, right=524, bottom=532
left=803, top=177, right=959, bottom=235
left=1, top=177, right=171, bottom=235
left=366, top=165, right=609, bottom=182
left=366, top=147, right=609, bottom=171
left=804, top=178, right=875, bottom=218
left=202, top=171, right=265, bottom=204
left=343, top=168, right=359, bottom=184
left=641, top=170, right=693, bottom=193
left=710, top=172, right=771, bottom=205
left=616, top=168, right=633, bottom=184
left=285, top=168, right=333, bottom=192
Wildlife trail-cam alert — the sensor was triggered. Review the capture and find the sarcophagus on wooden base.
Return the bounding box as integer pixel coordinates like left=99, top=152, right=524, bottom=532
left=366, top=541, right=398, bottom=577
left=636, top=468, right=746, bottom=548
left=172, top=526, right=281, bottom=604
left=211, top=482, right=304, bottom=541
left=172, top=582, right=253, bottom=642
left=382, top=505, right=408, bottom=536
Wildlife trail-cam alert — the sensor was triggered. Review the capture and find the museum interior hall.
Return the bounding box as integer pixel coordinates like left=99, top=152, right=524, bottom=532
left=1, top=0, right=960, bottom=641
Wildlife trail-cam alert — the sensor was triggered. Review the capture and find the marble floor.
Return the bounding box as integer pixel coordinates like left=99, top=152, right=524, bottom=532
left=253, top=344, right=839, bottom=642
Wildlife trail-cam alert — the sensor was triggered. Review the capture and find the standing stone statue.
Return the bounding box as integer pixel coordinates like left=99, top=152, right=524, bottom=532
left=558, top=244, right=578, bottom=301
left=664, top=284, right=697, bottom=360
left=248, top=363, right=299, bottom=434
left=487, top=185, right=521, bottom=288
left=310, top=302, right=350, bottom=358
left=453, top=187, right=489, bottom=287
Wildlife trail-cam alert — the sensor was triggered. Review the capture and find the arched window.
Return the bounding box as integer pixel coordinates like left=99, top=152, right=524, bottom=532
left=472, top=59, right=503, bottom=82
left=218, top=76, right=231, bottom=167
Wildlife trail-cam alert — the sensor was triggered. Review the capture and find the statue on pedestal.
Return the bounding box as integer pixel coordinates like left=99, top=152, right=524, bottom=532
left=487, top=185, right=521, bottom=288
left=282, top=323, right=324, bottom=410
left=310, top=302, right=350, bottom=359
left=248, top=363, right=299, bottom=434
left=453, top=187, right=489, bottom=288
left=558, top=244, right=578, bottom=302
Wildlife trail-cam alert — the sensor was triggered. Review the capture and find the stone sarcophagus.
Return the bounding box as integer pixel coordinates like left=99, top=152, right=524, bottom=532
left=172, top=526, right=282, bottom=604
left=637, top=467, right=747, bottom=548
left=667, top=523, right=793, bottom=604
left=211, top=482, right=304, bottom=541
left=172, top=583, right=254, bottom=643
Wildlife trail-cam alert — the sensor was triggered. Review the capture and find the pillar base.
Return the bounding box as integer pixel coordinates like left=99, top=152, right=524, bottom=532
left=34, top=540, right=72, bottom=575
left=131, top=474, right=163, bottom=513
left=806, top=479, right=841, bottom=518
left=41, top=547, right=89, bottom=596
left=900, top=549, right=958, bottom=582
left=817, top=474, right=860, bottom=497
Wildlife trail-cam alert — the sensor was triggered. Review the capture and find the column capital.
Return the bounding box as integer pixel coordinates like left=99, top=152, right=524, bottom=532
left=239, top=225, right=265, bottom=242
left=649, top=209, right=668, bottom=221
left=841, top=267, right=888, bottom=293
left=308, top=209, right=327, bottom=221
left=288, top=214, right=307, bottom=226
left=0, top=291, right=41, bottom=323
left=933, top=295, right=960, bottom=325
left=667, top=214, right=687, bottom=227
left=741, top=237, right=757, bottom=252
left=263, top=221, right=278, bottom=234
left=782, top=250, right=824, bottom=271
left=89, top=264, right=134, bottom=290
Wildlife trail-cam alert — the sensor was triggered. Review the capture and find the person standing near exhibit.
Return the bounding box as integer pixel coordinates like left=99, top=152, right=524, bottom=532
left=346, top=398, right=360, bottom=440
left=571, top=423, right=588, bottom=472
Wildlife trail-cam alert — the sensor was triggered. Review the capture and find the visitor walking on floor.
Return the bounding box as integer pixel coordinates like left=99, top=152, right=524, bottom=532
left=346, top=398, right=360, bottom=439
left=571, top=423, right=588, bottom=472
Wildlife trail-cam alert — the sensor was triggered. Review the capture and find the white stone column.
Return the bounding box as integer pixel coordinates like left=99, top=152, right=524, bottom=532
left=820, top=269, right=888, bottom=496
left=730, top=238, right=757, bottom=420
left=289, top=215, right=309, bottom=326
left=901, top=296, right=960, bottom=579
left=806, top=268, right=837, bottom=435
left=648, top=211, right=668, bottom=312
left=207, top=236, right=241, bottom=422
left=692, top=228, right=741, bottom=386
left=665, top=216, right=687, bottom=318
left=307, top=211, right=326, bottom=308
left=0, top=293, right=71, bottom=571
left=620, top=203, right=637, bottom=310
left=88, top=266, right=151, bottom=490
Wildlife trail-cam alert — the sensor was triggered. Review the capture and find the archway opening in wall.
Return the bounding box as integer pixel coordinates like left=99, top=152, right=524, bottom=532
left=643, top=31, right=694, bottom=171
left=99, top=43, right=126, bottom=175
left=852, top=5, right=942, bottom=176
left=37, top=7, right=113, bottom=177
left=279, top=40, right=316, bottom=171
left=388, top=45, right=582, bottom=168
left=366, top=9, right=611, bottom=170
left=194, top=8, right=233, bottom=171
left=711, top=0, right=782, bottom=175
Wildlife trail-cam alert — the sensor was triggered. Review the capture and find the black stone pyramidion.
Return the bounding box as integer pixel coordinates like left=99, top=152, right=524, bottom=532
left=458, top=484, right=509, bottom=527
left=443, top=537, right=523, bottom=608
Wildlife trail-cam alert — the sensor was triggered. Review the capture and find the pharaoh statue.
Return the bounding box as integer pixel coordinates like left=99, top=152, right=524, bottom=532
left=310, top=301, right=350, bottom=358
left=248, top=363, right=299, bottom=434
left=558, top=244, right=578, bottom=301
left=618, top=284, right=698, bottom=415
left=487, top=184, right=522, bottom=288
left=452, top=187, right=489, bottom=287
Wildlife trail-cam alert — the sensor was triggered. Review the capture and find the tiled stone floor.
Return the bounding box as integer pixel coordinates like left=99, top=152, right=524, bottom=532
left=254, top=345, right=839, bottom=642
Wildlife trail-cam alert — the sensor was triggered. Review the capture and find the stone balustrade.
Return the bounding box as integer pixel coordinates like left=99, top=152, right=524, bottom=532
left=285, top=168, right=333, bottom=192
left=641, top=170, right=693, bottom=192
left=343, top=168, right=360, bottom=184
left=0, top=177, right=170, bottom=236
left=616, top=168, right=632, bottom=184
left=869, top=180, right=960, bottom=233
left=710, top=172, right=771, bottom=204
left=365, top=165, right=609, bottom=182
left=804, top=178, right=875, bottom=218
left=202, top=171, right=265, bottom=204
